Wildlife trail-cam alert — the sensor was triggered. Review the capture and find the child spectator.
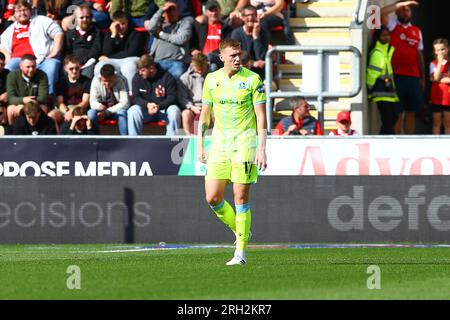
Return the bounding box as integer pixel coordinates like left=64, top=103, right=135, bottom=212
left=61, top=105, right=98, bottom=134
left=328, top=111, right=359, bottom=136
left=179, top=53, right=208, bottom=135
left=429, top=38, right=450, bottom=134
left=367, top=26, right=399, bottom=135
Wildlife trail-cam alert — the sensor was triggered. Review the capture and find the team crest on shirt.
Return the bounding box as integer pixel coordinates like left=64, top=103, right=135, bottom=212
left=239, top=82, right=247, bottom=89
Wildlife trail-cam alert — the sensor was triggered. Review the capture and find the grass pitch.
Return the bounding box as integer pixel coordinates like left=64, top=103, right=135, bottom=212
left=1, top=244, right=450, bottom=299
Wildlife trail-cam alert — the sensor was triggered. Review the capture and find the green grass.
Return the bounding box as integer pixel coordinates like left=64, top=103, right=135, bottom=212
left=1, top=244, right=450, bottom=299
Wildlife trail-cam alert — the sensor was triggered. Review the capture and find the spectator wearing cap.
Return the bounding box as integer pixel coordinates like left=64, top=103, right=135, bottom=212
left=0, top=0, right=64, bottom=97
left=127, top=54, right=181, bottom=136
left=273, top=96, right=323, bottom=136
left=190, top=0, right=233, bottom=72
left=328, top=111, right=359, bottom=136
left=145, top=0, right=193, bottom=79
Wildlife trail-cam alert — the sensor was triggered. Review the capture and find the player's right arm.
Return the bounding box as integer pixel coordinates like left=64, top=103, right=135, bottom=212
left=198, top=73, right=213, bottom=164
left=197, top=103, right=211, bottom=163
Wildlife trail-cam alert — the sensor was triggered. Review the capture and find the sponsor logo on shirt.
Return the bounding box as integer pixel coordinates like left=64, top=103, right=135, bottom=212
left=399, top=32, right=419, bottom=47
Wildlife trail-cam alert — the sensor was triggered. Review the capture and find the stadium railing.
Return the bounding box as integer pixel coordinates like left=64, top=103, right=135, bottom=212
left=265, top=45, right=362, bottom=133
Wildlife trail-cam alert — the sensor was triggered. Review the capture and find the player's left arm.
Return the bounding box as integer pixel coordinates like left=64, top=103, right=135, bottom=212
left=254, top=103, right=267, bottom=171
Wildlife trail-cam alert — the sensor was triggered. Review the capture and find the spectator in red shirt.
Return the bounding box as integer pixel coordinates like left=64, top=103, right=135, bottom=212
left=381, top=0, right=425, bottom=134
left=191, top=0, right=233, bottom=71
left=273, top=96, right=323, bottom=136
left=0, top=0, right=17, bottom=31
left=0, top=0, right=64, bottom=97
left=328, top=111, right=360, bottom=136
left=429, top=38, right=450, bottom=134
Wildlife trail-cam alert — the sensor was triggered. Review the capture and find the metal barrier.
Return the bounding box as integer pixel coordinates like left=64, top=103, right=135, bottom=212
left=265, top=45, right=362, bottom=133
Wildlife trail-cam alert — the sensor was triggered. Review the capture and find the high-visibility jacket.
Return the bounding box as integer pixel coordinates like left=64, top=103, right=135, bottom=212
left=367, top=41, right=399, bottom=103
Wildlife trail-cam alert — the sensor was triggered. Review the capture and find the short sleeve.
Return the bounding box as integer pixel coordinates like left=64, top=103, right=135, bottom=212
left=251, top=75, right=266, bottom=106
left=202, top=74, right=213, bottom=106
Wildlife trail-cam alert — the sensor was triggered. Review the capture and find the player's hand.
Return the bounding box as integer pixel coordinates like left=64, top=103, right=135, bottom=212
left=197, top=145, right=207, bottom=164
left=256, top=150, right=267, bottom=171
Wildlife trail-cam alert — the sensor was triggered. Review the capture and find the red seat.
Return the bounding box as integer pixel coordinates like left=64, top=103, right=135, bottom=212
left=271, top=25, right=284, bottom=32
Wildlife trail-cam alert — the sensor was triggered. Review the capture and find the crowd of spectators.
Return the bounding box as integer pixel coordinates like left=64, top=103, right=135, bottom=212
left=0, top=0, right=443, bottom=137
left=0, top=0, right=292, bottom=136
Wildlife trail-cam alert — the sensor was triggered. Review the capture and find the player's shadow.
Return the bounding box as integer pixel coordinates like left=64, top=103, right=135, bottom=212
left=124, top=187, right=135, bottom=243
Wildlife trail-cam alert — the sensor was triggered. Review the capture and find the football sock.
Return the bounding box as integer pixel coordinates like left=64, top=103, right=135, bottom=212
left=235, top=203, right=251, bottom=251
left=210, top=199, right=236, bottom=233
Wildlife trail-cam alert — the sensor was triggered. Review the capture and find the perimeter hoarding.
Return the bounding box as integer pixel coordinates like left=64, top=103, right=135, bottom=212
left=2, top=136, right=450, bottom=177
left=1, top=176, right=450, bottom=243
left=1, top=136, right=450, bottom=243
